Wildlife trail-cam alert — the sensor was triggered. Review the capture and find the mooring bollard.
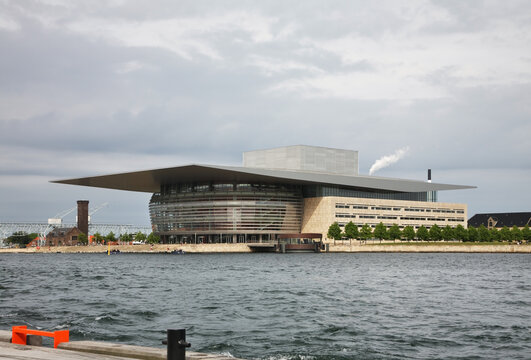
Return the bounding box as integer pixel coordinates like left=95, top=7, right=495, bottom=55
left=162, top=329, right=190, bottom=360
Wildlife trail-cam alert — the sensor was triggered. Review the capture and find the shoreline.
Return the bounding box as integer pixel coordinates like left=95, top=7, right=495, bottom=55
left=1, top=242, right=530, bottom=254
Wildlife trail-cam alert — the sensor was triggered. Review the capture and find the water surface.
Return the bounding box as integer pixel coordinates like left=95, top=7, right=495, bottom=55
left=1, top=253, right=530, bottom=359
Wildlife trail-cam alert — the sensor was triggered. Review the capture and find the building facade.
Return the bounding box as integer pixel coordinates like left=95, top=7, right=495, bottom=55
left=468, top=212, right=531, bottom=229
left=54, top=145, right=474, bottom=243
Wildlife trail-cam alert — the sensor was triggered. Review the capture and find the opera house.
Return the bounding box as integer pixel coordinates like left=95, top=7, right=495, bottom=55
left=53, top=145, right=474, bottom=244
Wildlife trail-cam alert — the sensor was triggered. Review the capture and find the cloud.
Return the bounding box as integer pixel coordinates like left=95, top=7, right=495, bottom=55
left=0, top=0, right=530, bottom=224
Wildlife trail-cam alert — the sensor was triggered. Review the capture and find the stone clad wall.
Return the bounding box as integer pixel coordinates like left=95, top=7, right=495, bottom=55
left=301, top=196, right=468, bottom=239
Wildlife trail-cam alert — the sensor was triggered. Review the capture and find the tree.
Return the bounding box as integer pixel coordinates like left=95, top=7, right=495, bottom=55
left=442, top=225, right=455, bottom=241
left=522, top=225, right=531, bottom=242
left=416, top=226, right=429, bottom=241
left=6, top=231, right=37, bottom=247
left=373, top=222, right=387, bottom=241
left=135, top=232, right=147, bottom=242
left=327, top=222, right=342, bottom=240
left=454, top=225, right=468, bottom=242
left=92, top=232, right=104, bottom=244
left=489, top=227, right=501, bottom=242
left=511, top=226, right=523, bottom=241
left=403, top=226, right=415, bottom=241
left=344, top=221, right=359, bottom=240
left=388, top=224, right=401, bottom=240
left=146, top=232, right=160, bottom=244
left=360, top=224, right=373, bottom=240
left=500, top=226, right=512, bottom=242
left=121, top=233, right=132, bottom=243
left=429, top=224, right=442, bottom=241
left=78, top=232, right=88, bottom=245
left=467, top=227, right=478, bottom=242
left=105, top=231, right=116, bottom=244
left=477, top=224, right=490, bottom=242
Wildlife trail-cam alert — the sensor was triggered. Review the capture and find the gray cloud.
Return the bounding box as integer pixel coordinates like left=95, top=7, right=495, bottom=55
left=0, top=0, right=530, bottom=225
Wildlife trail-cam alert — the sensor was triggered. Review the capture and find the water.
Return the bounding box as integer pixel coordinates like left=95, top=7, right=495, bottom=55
left=1, top=253, right=530, bottom=359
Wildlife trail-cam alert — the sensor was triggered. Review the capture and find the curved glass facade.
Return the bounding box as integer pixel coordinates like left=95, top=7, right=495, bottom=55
left=150, top=183, right=303, bottom=236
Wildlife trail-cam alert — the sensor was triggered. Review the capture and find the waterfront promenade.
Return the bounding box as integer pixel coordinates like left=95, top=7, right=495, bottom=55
left=1, top=242, right=530, bottom=253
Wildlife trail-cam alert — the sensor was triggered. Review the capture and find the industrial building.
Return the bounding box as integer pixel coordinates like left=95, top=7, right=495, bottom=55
left=53, top=145, right=474, bottom=243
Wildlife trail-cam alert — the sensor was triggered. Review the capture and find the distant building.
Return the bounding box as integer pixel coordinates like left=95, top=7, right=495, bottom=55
left=468, top=212, right=531, bottom=229
left=53, top=145, right=475, bottom=243
left=46, top=227, right=83, bottom=246
left=46, top=200, right=89, bottom=246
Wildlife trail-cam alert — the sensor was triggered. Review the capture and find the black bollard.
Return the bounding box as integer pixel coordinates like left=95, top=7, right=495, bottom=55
left=166, top=329, right=190, bottom=360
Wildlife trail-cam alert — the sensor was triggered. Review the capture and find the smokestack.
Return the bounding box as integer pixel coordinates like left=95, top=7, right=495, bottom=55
left=427, top=169, right=432, bottom=183
left=77, top=200, right=89, bottom=235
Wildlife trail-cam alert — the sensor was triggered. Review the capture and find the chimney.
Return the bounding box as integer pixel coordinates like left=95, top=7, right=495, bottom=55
left=427, top=169, right=432, bottom=183
left=77, top=200, right=89, bottom=235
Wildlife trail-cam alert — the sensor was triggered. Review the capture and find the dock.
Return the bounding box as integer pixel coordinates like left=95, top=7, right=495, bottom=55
left=0, top=330, right=241, bottom=359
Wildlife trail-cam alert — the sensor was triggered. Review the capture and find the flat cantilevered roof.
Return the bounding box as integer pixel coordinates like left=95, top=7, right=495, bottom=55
left=51, top=164, right=475, bottom=193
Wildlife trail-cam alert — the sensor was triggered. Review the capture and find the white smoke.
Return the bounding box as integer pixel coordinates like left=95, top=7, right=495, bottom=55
left=369, top=146, right=410, bottom=175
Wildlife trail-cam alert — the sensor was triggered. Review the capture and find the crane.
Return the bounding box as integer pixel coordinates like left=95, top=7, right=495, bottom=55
left=88, top=202, right=109, bottom=224
left=40, top=206, right=77, bottom=246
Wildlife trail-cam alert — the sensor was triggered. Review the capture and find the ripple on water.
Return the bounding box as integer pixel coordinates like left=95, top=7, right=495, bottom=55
left=0, top=253, right=530, bottom=360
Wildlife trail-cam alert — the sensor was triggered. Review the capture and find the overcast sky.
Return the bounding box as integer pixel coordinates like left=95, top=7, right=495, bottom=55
left=1, top=0, right=530, bottom=226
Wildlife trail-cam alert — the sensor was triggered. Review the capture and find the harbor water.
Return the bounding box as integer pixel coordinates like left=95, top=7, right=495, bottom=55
left=1, top=253, right=530, bottom=359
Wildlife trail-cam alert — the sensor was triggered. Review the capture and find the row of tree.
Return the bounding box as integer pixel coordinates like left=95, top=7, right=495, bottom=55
left=4, top=231, right=160, bottom=247
left=89, top=231, right=160, bottom=244
left=327, top=222, right=531, bottom=242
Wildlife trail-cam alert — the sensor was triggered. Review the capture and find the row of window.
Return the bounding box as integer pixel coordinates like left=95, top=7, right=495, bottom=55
left=335, top=203, right=464, bottom=214
left=336, top=213, right=465, bottom=222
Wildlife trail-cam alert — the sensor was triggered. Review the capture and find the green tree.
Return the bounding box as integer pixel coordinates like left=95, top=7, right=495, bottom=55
left=6, top=231, right=37, bottom=247
left=373, top=222, right=387, bottom=241
left=146, top=232, right=160, bottom=244
left=477, top=225, right=490, bottom=242
left=344, top=221, right=359, bottom=240
left=500, top=226, right=512, bottom=241
left=105, top=231, right=116, bottom=244
left=429, top=224, right=442, bottom=241
left=120, top=233, right=132, bottom=243
left=522, top=225, right=531, bottom=242
left=135, top=232, right=147, bottom=242
left=454, top=225, right=468, bottom=242
left=360, top=224, right=373, bottom=240
left=403, top=226, right=415, bottom=241
left=489, top=227, right=501, bottom=242
left=441, top=225, right=455, bottom=241
left=388, top=224, right=402, bottom=240
left=327, top=222, right=342, bottom=240
left=467, top=227, right=478, bottom=242
left=416, top=226, right=429, bottom=241
left=511, top=226, right=523, bottom=241
left=92, top=232, right=104, bottom=244
left=78, top=232, right=88, bottom=245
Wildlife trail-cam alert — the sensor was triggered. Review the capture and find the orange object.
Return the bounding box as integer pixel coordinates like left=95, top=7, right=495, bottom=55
left=11, top=325, right=69, bottom=348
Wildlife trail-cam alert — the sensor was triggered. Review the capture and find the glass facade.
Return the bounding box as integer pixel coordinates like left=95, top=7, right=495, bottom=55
left=303, top=185, right=429, bottom=201
left=150, top=183, right=303, bottom=236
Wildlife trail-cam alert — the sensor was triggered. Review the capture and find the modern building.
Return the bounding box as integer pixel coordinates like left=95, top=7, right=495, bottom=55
left=53, top=145, right=474, bottom=243
left=468, top=212, right=531, bottom=229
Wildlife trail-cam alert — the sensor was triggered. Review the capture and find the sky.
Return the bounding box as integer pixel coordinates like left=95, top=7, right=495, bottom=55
left=1, top=0, right=530, bottom=226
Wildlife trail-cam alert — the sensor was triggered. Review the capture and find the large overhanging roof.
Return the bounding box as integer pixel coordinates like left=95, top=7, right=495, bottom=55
left=51, top=164, right=475, bottom=193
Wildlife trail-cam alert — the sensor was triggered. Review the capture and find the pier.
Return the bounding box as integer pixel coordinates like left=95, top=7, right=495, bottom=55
left=0, top=329, right=241, bottom=360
